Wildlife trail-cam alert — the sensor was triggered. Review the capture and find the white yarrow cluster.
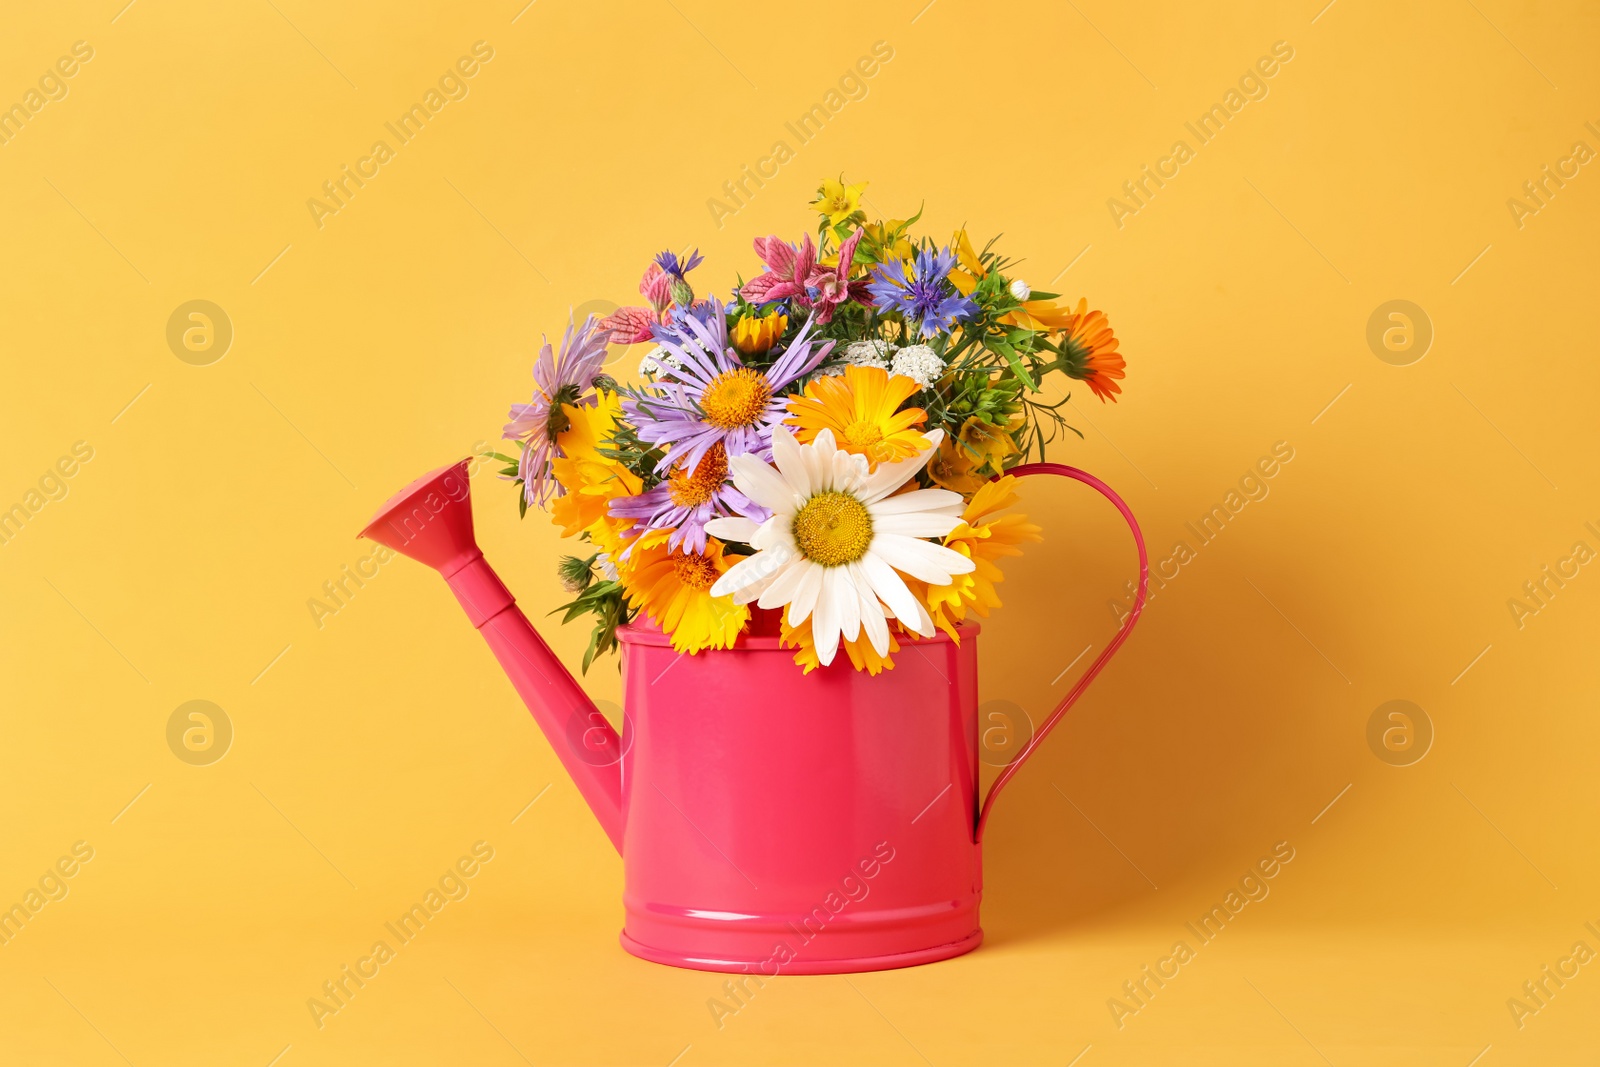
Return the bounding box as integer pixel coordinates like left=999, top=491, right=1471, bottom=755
left=889, top=344, right=945, bottom=389
left=841, top=339, right=893, bottom=369
left=638, top=345, right=679, bottom=377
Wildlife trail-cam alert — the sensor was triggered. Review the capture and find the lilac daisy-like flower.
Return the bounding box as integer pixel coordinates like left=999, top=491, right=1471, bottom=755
left=615, top=299, right=834, bottom=547
left=503, top=314, right=611, bottom=507
left=624, top=298, right=833, bottom=476
left=867, top=246, right=979, bottom=339
left=607, top=440, right=767, bottom=555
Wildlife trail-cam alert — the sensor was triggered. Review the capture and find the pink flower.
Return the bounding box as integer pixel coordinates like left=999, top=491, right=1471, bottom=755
left=739, top=233, right=818, bottom=308
left=804, top=228, right=872, bottom=324
left=599, top=263, right=677, bottom=343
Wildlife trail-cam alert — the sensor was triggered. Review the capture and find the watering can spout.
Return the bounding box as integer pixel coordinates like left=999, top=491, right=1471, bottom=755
left=360, top=460, right=626, bottom=854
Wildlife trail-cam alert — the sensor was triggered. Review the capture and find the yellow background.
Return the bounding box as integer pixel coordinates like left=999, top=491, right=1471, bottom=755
left=3, top=0, right=1598, bottom=1063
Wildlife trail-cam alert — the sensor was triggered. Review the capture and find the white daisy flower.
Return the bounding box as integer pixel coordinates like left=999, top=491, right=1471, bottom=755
left=1009, top=279, right=1031, bottom=301
left=705, top=427, right=975, bottom=666
left=889, top=344, right=945, bottom=389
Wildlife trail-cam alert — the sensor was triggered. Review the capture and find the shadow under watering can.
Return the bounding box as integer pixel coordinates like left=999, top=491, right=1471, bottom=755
left=361, top=459, right=1147, bottom=973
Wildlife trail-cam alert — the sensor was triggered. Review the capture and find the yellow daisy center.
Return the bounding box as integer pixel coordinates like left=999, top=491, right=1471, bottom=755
left=700, top=368, right=772, bottom=429
left=792, top=490, right=873, bottom=567
left=840, top=421, right=885, bottom=449
left=668, top=443, right=728, bottom=507
left=671, top=551, right=720, bottom=590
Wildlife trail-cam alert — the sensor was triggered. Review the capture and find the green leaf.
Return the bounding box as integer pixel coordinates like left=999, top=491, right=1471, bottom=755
left=989, top=338, right=1039, bottom=391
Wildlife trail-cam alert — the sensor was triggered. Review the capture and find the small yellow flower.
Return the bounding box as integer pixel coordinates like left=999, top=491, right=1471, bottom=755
left=812, top=178, right=869, bottom=227
left=926, top=436, right=988, bottom=495
left=731, top=309, right=787, bottom=356
left=549, top=394, right=642, bottom=540
left=863, top=219, right=915, bottom=265
left=958, top=415, right=1022, bottom=469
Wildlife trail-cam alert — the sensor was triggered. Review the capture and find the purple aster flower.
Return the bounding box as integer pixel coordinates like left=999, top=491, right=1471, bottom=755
left=867, top=246, right=979, bottom=339
left=503, top=314, right=611, bottom=507
left=607, top=441, right=767, bottom=555
left=623, top=297, right=833, bottom=479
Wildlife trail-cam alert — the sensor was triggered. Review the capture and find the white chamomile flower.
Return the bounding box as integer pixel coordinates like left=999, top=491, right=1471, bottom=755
left=889, top=344, right=945, bottom=390
left=1009, top=279, right=1031, bottom=301
left=705, top=427, right=975, bottom=666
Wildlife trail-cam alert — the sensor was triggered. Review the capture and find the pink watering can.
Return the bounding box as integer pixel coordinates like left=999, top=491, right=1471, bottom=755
left=361, top=459, right=1147, bottom=973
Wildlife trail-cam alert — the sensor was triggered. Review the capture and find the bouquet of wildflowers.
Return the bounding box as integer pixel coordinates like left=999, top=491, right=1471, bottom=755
left=496, top=179, right=1126, bottom=673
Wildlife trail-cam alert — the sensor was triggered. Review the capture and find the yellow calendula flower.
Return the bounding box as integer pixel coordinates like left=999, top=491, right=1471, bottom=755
left=812, top=178, right=868, bottom=226
left=549, top=393, right=642, bottom=539
left=731, top=309, right=787, bottom=356
left=922, top=475, right=1043, bottom=638
left=781, top=612, right=900, bottom=675
left=619, top=530, right=749, bottom=653
left=785, top=365, right=929, bottom=469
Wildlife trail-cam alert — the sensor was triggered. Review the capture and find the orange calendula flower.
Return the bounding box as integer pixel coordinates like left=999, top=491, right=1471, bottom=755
left=618, top=530, right=749, bottom=654
left=780, top=612, right=900, bottom=675
left=1056, top=299, right=1125, bottom=402
left=922, top=475, right=1043, bottom=639
left=785, top=365, right=928, bottom=469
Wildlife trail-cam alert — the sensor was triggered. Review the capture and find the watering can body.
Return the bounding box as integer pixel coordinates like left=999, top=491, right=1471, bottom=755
left=615, top=620, right=984, bottom=972
left=361, top=458, right=1146, bottom=974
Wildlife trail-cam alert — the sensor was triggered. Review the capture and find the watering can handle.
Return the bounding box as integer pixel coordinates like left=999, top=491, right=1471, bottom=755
left=974, top=462, right=1150, bottom=843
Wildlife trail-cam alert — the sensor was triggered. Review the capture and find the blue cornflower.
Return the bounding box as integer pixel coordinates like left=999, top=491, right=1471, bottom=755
left=866, top=247, right=979, bottom=339
left=653, top=248, right=705, bottom=280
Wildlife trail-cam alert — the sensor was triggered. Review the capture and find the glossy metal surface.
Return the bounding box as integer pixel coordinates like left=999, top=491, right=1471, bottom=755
left=361, top=458, right=1148, bottom=973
